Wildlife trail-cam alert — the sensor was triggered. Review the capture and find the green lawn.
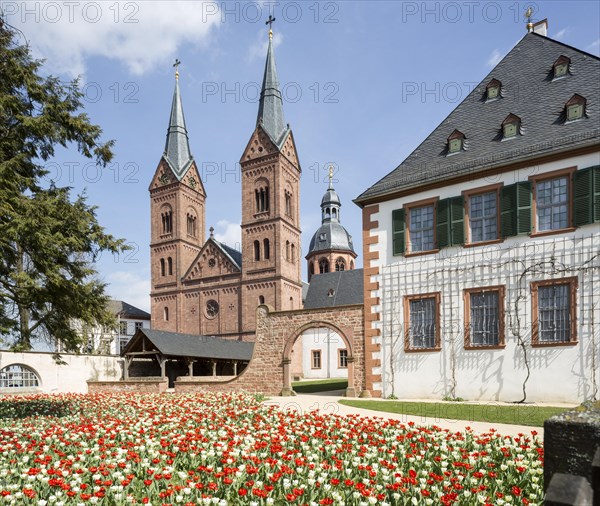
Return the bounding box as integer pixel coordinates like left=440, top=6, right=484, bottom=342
left=338, top=399, right=569, bottom=427
left=292, top=378, right=348, bottom=393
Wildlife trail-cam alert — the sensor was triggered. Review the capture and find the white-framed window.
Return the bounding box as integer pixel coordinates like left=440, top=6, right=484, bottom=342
left=469, top=191, right=497, bottom=242
left=0, top=365, right=40, bottom=389
left=311, top=350, right=322, bottom=369
left=536, top=176, right=568, bottom=231
left=338, top=349, right=348, bottom=368
left=408, top=205, right=434, bottom=252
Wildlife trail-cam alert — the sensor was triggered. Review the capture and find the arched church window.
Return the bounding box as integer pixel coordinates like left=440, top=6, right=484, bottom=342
left=167, top=257, right=173, bottom=276
left=254, top=181, right=270, bottom=213
left=160, top=258, right=166, bottom=277
left=263, top=239, right=270, bottom=260
left=186, top=213, right=197, bottom=237
left=254, top=240, right=261, bottom=261
left=164, top=307, right=169, bottom=321
left=161, top=206, right=173, bottom=234
left=259, top=295, right=265, bottom=305
left=319, top=258, right=329, bottom=274
left=286, top=240, right=290, bottom=261
left=291, top=243, right=295, bottom=261
left=332, top=208, right=337, bottom=219
left=350, top=260, right=354, bottom=270
left=335, top=258, right=346, bottom=271
left=289, top=296, right=294, bottom=309
left=0, top=364, right=40, bottom=389
left=285, top=191, right=292, bottom=217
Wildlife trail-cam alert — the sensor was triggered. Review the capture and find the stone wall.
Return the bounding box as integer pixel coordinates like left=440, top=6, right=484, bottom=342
left=87, top=378, right=168, bottom=394
left=0, top=351, right=123, bottom=394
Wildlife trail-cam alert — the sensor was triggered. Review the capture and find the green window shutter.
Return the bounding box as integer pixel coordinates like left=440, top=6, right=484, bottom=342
left=436, top=199, right=450, bottom=248
left=516, top=181, right=532, bottom=234
left=594, top=166, right=600, bottom=223
left=392, top=209, right=405, bottom=256
left=573, top=165, right=600, bottom=226
left=450, top=196, right=465, bottom=246
left=500, top=184, right=517, bottom=237
left=501, top=182, right=531, bottom=237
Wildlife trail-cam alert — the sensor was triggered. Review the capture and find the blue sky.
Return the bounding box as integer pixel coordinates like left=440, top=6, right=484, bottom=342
left=3, top=0, right=599, bottom=312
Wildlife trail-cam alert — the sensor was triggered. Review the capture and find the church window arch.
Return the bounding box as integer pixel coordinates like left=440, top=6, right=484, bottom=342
left=254, top=240, right=261, bottom=261
left=167, top=257, right=173, bottom=276
left=350, top=260, right=354, bottom=270
left=160, top=258, right=166, bottom=276
left=319, top=258, right=330, bottom=274
left=335, top=258, right=346, bottom=271
left=164, top=307, right=169, bottom=321
left=0, top=364, right=40, bottom=389
left=285, top=190, right=293, bottom=218
left=291, top=243, right=295, bottom=261
left=161, top=205, right=173, bottom=235
left=259, top=295, right=265, bottom=305
left=186, top=209, right=197, bottom=237
left=286, top=240, right=290, bottom=261
left=254, top=178, right=270, bottom=213
left=263, top=238, right=270, bottom=260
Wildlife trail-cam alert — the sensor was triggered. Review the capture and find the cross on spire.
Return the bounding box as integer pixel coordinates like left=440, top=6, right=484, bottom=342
left=266, top=15, right=276, bottom=39
left=328, top=165, right=334, bottom=189
left=173, top=58, right=181, bottom=80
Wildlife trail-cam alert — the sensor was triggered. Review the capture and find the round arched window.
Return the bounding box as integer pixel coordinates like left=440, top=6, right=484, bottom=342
left=206, top=300, right=219, bottom=318
left=0, top=364, right=40, bottom=389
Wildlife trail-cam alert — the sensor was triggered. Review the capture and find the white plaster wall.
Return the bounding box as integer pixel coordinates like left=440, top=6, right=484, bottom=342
left=371, top=152, right=600, bottom=403
left=301, top=328, right=349, bottom=380
left=0, top=351, right=123, bottom=394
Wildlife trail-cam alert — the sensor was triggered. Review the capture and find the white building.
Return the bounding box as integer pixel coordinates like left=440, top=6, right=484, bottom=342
left=355, top=21, right=600, bottom=403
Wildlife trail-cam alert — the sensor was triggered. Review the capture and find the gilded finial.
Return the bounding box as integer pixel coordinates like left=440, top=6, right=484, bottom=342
left=173, top=58, right=181, bottom=80
left=328, top=165, right=334, bottom=189
left=266, top=15, right=276, bottom=40
left=525, top=6, right=534, bottom=32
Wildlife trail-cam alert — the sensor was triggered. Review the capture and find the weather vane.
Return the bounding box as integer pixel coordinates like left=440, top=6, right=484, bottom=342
left=173, top=58, right=181, bottom=80
left=328, top=165, right=334, bottom=188
left=525, top=6, right=534, bottom=32
left=266, top=14, right=276, bottom=39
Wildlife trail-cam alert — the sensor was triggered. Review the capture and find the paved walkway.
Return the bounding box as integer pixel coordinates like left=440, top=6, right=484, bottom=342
left=264, top=391, right=558, bottom=437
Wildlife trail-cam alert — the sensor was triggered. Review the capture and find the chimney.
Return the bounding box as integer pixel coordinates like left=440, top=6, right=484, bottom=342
left=532, top=18, right=548, bottom=36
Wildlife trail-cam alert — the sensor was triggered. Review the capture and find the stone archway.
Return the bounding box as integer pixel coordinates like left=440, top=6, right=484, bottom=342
left=282, top=320, right=356, bottom=397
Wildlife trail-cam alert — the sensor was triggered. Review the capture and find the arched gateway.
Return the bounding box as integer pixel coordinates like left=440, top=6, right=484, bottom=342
left=173, top=304, right=366, bottom=397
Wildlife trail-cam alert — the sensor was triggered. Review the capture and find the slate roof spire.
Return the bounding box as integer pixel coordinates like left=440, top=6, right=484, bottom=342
left=256, top=24, right=287, bottom=145
left=164, top=65, right=193, bottom=179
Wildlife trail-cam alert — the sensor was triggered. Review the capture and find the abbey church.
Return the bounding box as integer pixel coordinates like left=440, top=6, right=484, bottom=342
left=148, top=28, right=357, bottom=342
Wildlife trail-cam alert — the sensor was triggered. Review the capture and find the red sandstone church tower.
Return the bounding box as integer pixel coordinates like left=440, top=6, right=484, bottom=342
left=239, top=24, right=303, bottom=332
left=149, top=25, right=302, bottom=339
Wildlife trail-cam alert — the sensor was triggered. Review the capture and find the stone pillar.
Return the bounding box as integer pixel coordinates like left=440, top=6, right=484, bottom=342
left=211, top=360, right=217, bottom=377
left=187, top=359, right=194, bottom=377
left=159, top=357, right=166, bottom=378
left=345, top=356, right=357, bottom=397
left=233, top=361, right=238, bottom=375
left=280, top=358, right=295, bottom=396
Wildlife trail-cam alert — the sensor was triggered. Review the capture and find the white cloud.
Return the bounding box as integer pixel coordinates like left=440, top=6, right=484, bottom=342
left=247, top=29, right=283, bottom=62
left=5, top=1, right=221, bottom=77
left=106, top=271, right=151, bottom=313
left=214, top=219, right=241, bottom=251
left=586, top=39, right=600, bottom=55
left=486, top=49, right=502, bottom=68
left=554, top=28, right=569, bottom=41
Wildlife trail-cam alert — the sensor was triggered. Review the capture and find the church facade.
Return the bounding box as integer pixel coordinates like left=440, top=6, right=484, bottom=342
left=149, top=30, right=303, bottom=341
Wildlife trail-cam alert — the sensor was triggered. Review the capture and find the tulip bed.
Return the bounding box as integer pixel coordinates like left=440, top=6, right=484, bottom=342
left=0, top=392, right=543, bottom=505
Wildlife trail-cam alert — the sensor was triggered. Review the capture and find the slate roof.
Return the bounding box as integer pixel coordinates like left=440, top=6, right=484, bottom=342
left=257, top=34, right=290, bottom=148
left=308, top=222, right=355, bottom=255
left=107, top=300, right=150, bottom=320
left=304, top=269, right=363, bottom=309
left=356, top=32, right=600, bottom=204
left=163, top=78, right=194, bottom=180
left=216, top=240, right=242, bottom=270
left=123, top=328, right=254, bottom=361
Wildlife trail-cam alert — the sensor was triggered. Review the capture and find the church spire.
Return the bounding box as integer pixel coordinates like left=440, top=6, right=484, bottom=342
left=256, top=19, right=287, bottom=145
left=164, top=62, right=193, bottom=179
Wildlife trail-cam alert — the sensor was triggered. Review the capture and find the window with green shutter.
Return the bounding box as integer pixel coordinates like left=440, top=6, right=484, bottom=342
left=437, top=196, right=464, bottom=248
left=573, top=165, right=600, bottom=226
left=500, top=182, right=532, bottom=237
left=392, top=208, right=405, bottom=256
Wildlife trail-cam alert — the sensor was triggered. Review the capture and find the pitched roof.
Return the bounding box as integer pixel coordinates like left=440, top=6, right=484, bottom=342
left=107, top=300, right=150, bottom=320
left=163, top=77, right=194, bottom=180
left=356, top=33, right=600, bottom=204
left=256, top=34, right=290, bottom=148
left=304, top=269, right=363, bottom=309
left=216, top=240, right=242, bottom=269
left=123, top=328, right=254, bottom=361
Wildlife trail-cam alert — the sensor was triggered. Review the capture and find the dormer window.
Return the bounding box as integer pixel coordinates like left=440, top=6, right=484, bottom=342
left=502, top=113, right=521, bottom=140
left=553, top=55, right=570, bottom=79
left=486, top=79, right=501, bottom=101
left=565, top=94, right=586, bottom=122
left=447, top=130, right=465, bottom=154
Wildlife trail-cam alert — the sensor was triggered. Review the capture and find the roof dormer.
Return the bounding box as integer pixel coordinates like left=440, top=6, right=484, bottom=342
left=485, top=78, right=502, bottom=101
left=553, top=55, right=570, bottom=79
left=447, top=129, right=465, bottom=154
left=501, top=113, right=521, bottom=140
